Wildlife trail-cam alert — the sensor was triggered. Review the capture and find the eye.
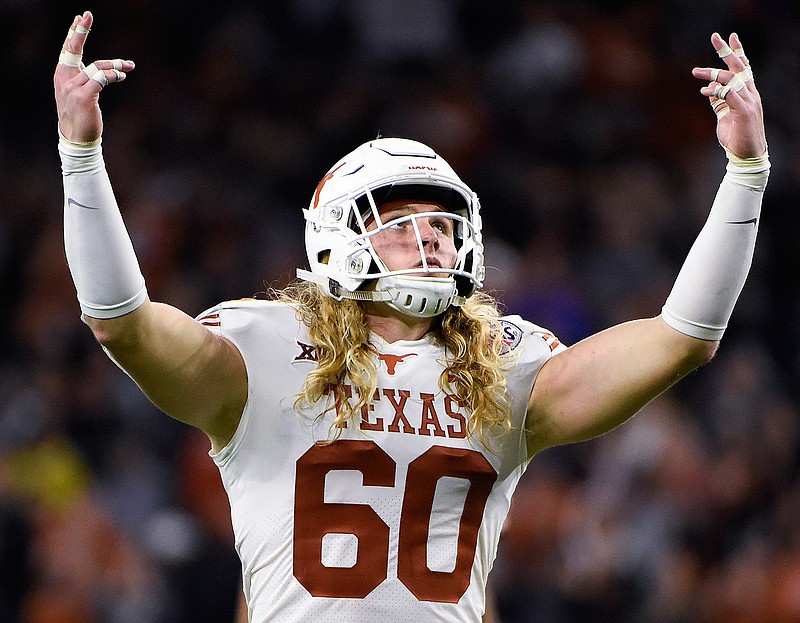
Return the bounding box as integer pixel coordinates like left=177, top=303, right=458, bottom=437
left=431, top=217, right=454, bottom=236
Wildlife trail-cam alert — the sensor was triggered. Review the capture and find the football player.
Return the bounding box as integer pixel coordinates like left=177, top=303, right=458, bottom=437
left=55, top=11, right=767, bottom=622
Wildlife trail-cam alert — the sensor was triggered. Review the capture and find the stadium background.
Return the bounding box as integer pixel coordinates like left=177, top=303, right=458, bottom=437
left=1, top=1, right=800, bottom=621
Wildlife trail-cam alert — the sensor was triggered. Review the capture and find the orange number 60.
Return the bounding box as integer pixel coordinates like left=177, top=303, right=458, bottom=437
left=293, top=440, right=497, bottom=603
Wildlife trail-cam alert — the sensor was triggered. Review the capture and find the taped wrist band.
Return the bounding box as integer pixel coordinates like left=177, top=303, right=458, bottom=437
left=58, top=124, right=101, bottom=148
left=723, top=147, right=770, bottom=176
left=58, top=127, right=103, bottom=175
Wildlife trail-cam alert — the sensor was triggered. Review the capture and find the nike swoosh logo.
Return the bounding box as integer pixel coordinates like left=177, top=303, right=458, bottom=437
left=726, top=217, right=758, bottom=225
left=67, top=197, right=99, bottom=210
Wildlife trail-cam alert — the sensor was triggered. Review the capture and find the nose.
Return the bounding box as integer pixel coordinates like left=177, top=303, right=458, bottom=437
left=417, top=218, right=440, bottom=249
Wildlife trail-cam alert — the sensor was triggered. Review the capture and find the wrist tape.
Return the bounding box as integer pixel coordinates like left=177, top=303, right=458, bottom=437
left=61, top=132, right=148, bottom=319
left=661, top=151, right=769, bottom=340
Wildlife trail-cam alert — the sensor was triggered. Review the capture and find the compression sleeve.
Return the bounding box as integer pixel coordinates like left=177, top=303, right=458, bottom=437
left=661, top=152, right=770, bottom=340
left=60, top=131, right=147, bottom=319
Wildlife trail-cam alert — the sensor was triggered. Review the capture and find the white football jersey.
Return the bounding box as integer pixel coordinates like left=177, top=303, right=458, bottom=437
left=196, top=299, right=564, bottom=623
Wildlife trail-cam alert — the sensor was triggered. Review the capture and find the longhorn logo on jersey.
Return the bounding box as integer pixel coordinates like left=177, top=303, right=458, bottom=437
left=378, top=353, right=417, bottom=375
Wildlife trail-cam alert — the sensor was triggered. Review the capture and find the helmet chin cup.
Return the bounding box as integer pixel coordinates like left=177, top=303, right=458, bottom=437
left=378, top=275, right=460, bottom=318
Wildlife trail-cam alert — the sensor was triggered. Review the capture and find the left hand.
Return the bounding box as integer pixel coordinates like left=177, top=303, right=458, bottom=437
left=692, top=32, right=767, bottom=159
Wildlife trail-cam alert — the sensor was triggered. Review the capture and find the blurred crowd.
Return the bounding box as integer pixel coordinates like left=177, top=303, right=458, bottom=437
left=1, top=0, right=800, bottom=621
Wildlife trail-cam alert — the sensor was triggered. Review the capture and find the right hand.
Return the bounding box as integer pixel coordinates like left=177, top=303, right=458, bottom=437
left=54, top=11, right=135, bottom=143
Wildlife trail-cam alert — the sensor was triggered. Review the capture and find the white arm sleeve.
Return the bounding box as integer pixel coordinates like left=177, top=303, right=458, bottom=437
left=60, top=133, right=148, bottom=319
left=661, top=154, right=770, bottom=341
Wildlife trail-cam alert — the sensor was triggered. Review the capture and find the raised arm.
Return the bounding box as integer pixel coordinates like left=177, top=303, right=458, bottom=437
left=55, top=12, right=247, bottom=451
left=526, top=32, right=769, bottom=456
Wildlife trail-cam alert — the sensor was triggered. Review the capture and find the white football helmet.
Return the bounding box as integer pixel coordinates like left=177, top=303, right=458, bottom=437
left=297, top=138, right=485, bottom=318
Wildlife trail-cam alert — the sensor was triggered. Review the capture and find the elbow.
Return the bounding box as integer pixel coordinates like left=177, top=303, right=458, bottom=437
left=658, top=316, right=720, bottom=370
left=83, top=306, right=148, bottom=351
left=84, top=316, right=134, bottom=350
left=84, top=316, right=113, bottom=345
left=685, top=336, right=720, bottom=369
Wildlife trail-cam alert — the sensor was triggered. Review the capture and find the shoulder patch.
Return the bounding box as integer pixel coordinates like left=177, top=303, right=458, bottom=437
left=497, top=319, right=524, bottom=354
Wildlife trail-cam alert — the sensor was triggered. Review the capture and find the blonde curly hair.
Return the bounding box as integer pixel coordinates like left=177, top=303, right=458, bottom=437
left=277, top=280, right=513, bottom=445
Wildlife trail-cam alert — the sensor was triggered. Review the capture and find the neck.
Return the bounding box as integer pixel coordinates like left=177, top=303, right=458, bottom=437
left=364, top=303, right=436, bottom=343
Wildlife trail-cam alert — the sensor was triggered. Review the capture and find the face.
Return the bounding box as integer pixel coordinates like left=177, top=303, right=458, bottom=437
left=367, top=203, right=458, bottom=276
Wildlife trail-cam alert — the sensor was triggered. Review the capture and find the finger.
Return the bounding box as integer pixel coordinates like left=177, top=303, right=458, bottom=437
left=730, top=33, right=749, bottom=66
left=730, top=32, right=757, bottom=94
left=711, top=32, right=746, bottom=74
left=710, top=96, right=730, bottom=120
left=700, top=82, right=724, bottom=100
left=79, top=60, right=133, bottom=91
left=704, top=82, right=748, bottom=112
left=702, top=74, right=747, bottom=102
left=58, top=11, right=93, bottom=68
left=77, top=58, right=135, bottom=79
left=693, top=67, right=735, bottom=84
left=694, top=67, right=753, bottom=100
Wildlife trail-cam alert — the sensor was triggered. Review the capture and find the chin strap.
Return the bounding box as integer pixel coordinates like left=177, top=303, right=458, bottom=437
left=296, top=269, right=393, bottom=302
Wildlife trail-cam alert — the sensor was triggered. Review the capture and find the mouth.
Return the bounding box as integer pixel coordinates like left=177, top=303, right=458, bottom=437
left=418, top=257, right=442, bottom=269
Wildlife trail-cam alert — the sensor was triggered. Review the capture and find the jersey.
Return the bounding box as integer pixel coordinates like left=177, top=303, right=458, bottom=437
left=196, top=299, right=564, bottom=623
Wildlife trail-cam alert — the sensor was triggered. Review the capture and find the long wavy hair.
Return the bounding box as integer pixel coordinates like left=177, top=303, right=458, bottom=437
left=277, top=280, right=514, bottom=445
